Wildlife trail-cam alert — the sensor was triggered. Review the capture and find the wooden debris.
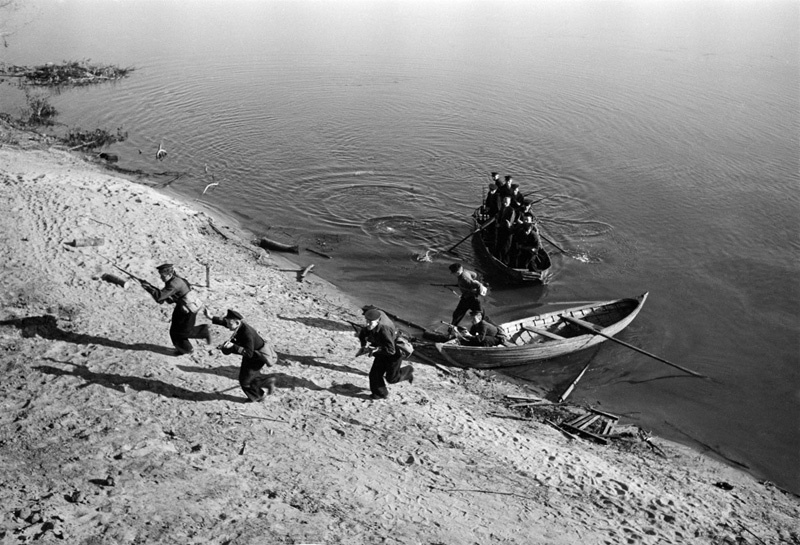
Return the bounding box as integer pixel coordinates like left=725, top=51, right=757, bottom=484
left=69, top=237, right=104, bottom=247
left=545, top=419, right=578, bottom=441
left=588, top=406, right=620, bottom=421
left=558, top=361, right=591, bottom=403
left=486, top=412, right=530, bottom=421
left=577, top=415, right=601, bottom=430
left=557, top=407, right=621, bottom=445
left=260, top=236, right=299, bottom=253
left=505, top=394, right=546, bottom=402
left=508, top=401, right=550, bottom=408
left=101, top=273, right=128, bottom=288
left=299, top=264, right=314, bottom=282
left=306, top=247, right=332, bottom=259
left=561, top=423, right=609, bottom=445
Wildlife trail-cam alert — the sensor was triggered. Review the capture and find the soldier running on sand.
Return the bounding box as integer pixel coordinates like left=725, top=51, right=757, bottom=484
left=206, top=308, right=277, bottom=403
left=142, top=263, right=210, bottom=355
left=357, top=308, right=413, bottom=400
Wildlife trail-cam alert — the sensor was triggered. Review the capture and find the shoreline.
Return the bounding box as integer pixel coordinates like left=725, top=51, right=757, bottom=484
left=1, top=121, right=798, bottom=544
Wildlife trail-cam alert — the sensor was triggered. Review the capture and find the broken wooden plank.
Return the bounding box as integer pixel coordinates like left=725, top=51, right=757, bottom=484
left=545, top=419, right=578, bottom=441
left=577, top=414, right=601, bottom=430
left=561, top=423, right=609, bottom=445
left=508, top=401, right=550, bottom=408
left=505, top=394, right=546, bottom=402
left=588, top=406, right=620, bottom=421
left=601, top=419, right=615, bottom=436
left=564, top=413, right=594, bottom=428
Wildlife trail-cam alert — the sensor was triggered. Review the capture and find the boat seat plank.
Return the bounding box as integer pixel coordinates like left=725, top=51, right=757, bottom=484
left=522, top=326, right=565, bottom=340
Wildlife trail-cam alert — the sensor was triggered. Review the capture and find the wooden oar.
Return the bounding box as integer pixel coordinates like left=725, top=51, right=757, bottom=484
left=539, top=227, right=566, bottom=254
left=527, top=194, right=556, bottom=207
left=378, top=308, right=430, bottom=332
left=447, top=217, right=495, bottom=254
left=559, top=314, right=706, bottom=378
left=558, top=361, right=591, bottom=402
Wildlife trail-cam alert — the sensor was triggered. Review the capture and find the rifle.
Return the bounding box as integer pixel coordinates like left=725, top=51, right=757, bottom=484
left=112, top=264, right=155, bottom=292
left=343, top=319, right=363, bottom=335
left=439, top=321, right=470, bottom=342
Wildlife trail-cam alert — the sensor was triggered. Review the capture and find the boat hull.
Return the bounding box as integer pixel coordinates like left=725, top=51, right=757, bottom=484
left=435, top=293, right=648, bottom=368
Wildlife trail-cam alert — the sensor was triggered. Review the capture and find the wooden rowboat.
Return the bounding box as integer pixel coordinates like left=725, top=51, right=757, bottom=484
left=472, top=208, right=551, bottom=283
left=435, top=293, right=648, bottom=368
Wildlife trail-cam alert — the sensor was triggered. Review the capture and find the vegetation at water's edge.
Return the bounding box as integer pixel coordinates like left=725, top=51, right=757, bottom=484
left=0, top=60, right=132, bottom=150
left=0, top=60, right=133, bottom=87
left=20, top=89, right=57, bottom=125
left=63, top=127, right=128, bottom=150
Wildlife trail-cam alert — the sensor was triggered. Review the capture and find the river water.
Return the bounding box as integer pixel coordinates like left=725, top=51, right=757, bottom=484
left=2, top=0, right=797, bottom=494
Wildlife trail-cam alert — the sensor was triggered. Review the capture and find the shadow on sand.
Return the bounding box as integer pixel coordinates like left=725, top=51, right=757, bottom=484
left=277, top=314, right=356, bottom=333
left=1, top=315, right=174, bottom=356
left=36, top=359, right=245, bottom=403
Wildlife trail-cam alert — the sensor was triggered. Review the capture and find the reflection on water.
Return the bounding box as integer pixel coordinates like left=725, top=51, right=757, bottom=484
left=2, top=0, right=798, bottom=493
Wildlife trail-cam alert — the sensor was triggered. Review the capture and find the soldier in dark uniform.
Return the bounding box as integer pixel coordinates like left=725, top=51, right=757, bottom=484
left=495, top=195, right=517, bottom=263
left=484, top=180, right=500, bottom=218
left=456, top=309, right=505, bottom=347
left=510, top=216, right=542, bottom=269
left=509, top=183, right=525, bottom=210
left=448, top=263, right=488, bottom=326
left=208, top=309, right=276, bottom=402
left=358, top=308, right=413, bottom=400
left=144, top=263, right=210, bottom=355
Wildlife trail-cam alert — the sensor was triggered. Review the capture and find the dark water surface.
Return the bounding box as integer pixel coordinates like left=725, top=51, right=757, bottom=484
left=2, top=0, right=798, bottom=493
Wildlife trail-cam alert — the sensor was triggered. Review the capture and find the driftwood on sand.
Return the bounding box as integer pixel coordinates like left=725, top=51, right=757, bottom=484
left=259, top=236, right=299, bottom=254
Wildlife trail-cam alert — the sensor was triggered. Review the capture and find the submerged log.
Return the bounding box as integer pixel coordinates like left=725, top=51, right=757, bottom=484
left=259, top=237, right=299, bottom=254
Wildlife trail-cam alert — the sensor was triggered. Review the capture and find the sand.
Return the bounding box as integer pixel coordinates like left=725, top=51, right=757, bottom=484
left=0, top=120, right=798, bottom=544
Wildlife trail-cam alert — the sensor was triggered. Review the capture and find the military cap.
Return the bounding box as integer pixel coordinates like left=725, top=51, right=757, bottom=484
left=364, top=309, right=381, bottom=321
left=156, top=263, right=174, bottom=274
left=449, top=263, right=462, bottom=273
left=225, top=309, right=244, bottom=321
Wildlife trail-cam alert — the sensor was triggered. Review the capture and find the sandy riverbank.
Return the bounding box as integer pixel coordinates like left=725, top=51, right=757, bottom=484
left=0, top=120, right=798, bottom=544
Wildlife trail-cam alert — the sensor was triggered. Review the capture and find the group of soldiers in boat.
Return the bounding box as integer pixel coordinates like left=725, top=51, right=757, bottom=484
left=477, top=172, right=546, bottom=271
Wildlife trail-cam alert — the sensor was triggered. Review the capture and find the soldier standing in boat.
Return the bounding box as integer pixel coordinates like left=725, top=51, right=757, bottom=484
left=494, top=194, right=517, bottom=263
left=509, top=215, right=542, bottom=269
left=357, top=308, right=414, bottom=400
left=143, top=263, right=210, bottom=355
left=448, top=263, right=488, bottom=327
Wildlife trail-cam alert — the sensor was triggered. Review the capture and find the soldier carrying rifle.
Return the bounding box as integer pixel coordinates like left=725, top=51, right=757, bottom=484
left=132, top=263, right=210, bottom=356
left=206, top=308, right=277, bottom=403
